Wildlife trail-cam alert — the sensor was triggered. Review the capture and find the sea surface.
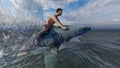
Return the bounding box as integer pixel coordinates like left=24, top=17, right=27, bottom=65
left=0, top=30, right=120, bottom=68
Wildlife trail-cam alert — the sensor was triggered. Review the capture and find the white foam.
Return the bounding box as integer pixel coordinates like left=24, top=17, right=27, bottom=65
left=69, top=36, right=82, bottom=43
left=0, top=49, right=3, bottom=58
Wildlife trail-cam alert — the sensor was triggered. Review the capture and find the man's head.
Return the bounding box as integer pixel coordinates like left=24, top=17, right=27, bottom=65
left=56, top=8, right=63, bottom=16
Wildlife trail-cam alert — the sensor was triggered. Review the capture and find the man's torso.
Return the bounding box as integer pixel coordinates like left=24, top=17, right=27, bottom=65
left=45, top=15, right=58, bottom=28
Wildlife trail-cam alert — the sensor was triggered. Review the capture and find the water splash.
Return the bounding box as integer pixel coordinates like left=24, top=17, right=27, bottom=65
left=0, top=1, right=45, bottom=67
left=0, top=0, right=44, bottom=31
left=0, top=50, right=3, bottom=58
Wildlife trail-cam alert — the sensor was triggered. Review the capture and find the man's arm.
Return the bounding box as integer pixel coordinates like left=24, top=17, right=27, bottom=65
left=51, top=15, right=67, bottom=29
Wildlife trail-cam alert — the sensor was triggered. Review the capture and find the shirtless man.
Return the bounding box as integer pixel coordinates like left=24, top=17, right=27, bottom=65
left=35, top=8, right=68, bottom=46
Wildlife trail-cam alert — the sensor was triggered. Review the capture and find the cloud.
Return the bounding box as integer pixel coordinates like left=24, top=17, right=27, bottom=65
left=81, top=0, right=120, bottom=17
left=61, top=0, right=120, bottom=25
left=36, top=0, right=78, bottom=10
left=113, top=18, right=120, bottom=22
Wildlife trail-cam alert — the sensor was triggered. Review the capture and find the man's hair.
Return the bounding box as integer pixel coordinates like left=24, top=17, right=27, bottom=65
left=56, top=8, right=63, bottom=13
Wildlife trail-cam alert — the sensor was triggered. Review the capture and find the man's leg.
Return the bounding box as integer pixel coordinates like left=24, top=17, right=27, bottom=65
left=34, top=27, right=49, bottom=46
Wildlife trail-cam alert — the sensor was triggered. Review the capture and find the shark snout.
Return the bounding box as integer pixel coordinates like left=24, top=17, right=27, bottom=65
left=76, top=27, right=91, bottom=35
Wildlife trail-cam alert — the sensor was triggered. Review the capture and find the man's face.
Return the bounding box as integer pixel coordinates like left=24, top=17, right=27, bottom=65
left=58, top=10, right=62, bottom=16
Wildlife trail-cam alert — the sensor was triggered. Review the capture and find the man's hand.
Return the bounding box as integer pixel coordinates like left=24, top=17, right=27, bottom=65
left=62, top=26, right=68, bottom=30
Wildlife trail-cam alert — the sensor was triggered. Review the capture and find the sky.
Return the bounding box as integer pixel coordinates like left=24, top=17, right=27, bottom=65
left=0, top=0, right=120, bottom=29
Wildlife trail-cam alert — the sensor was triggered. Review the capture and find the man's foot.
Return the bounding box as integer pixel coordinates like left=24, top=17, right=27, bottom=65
left=34, top=39, right=39, bottom=47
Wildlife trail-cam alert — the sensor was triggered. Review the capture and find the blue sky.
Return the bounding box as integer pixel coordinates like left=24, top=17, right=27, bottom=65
left=65, top=0, right=90, bottom=11
left=0, top=0, right=120, bottom=29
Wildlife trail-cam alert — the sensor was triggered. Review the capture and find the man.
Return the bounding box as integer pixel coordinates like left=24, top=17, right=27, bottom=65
left=35, top=8, right=68, bottom=46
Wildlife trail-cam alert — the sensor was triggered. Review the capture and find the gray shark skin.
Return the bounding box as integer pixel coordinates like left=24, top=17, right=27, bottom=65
left=37, top=25, right=91, bottom=48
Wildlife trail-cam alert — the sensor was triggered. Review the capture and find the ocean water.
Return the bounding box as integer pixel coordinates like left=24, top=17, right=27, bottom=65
left=0, top=30, right=120, bottom=68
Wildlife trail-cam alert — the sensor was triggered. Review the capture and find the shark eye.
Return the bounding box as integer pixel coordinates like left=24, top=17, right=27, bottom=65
left=76, top=27, right=91, bottom=35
